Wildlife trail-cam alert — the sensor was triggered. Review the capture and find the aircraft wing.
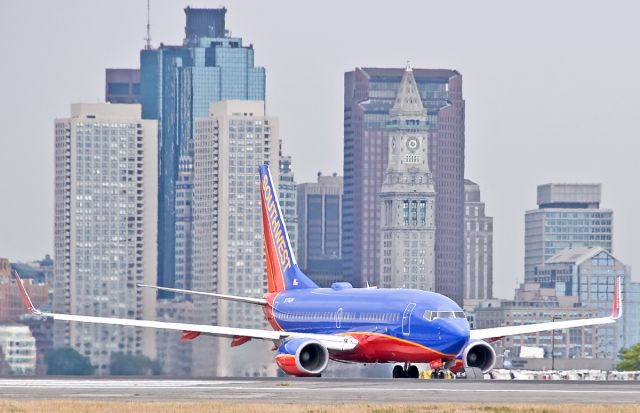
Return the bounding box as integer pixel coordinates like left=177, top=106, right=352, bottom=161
left=137, top=284, right=268, bottom=306
left=13, top=272, right=356, bottom=352
left=470, top=277, right=622, bottom=341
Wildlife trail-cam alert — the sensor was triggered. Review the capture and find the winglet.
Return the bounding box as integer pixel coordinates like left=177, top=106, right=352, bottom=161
left=12, top=270, right=41, bottom=315
left=611, top=276, right=622, bottom=320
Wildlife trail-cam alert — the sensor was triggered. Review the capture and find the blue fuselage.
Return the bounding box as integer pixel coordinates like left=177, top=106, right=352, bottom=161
left=266, top=286, right=471, bottom=362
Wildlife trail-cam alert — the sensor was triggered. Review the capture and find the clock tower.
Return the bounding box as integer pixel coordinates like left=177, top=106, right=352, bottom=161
left=379, top=62, right=436, bottom=290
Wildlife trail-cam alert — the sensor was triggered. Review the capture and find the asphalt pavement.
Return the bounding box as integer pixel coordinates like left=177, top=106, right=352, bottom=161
left=0, top=377, right=639, bottom=404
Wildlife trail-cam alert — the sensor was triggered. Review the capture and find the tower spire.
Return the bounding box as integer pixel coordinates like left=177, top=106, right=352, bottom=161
left=144, top=0, right=152, bottom=50
left=389, top=61, right=425, bottom=120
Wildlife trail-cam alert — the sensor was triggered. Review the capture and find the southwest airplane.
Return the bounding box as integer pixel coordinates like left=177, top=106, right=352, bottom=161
left=16, top=165, right=622, bottom=379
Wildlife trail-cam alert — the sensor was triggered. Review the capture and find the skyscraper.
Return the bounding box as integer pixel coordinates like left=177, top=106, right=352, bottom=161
left=140, top=7, right=265, bottom=293
left=174, top=149, right=193, bottom=293
left=105, top=69, right=140, bottom=104
left=192, top=100, right=279, bottom=376
left=524, top=183, right=613, bottom=280
left=296, top=173, right=343, bottom=286
left=53, top=104, right=157, bottom=374
left=378, top=64, right=436, bottom=291
left=464, top=179, right=493, bottom=300
left=343, top=67, right=465, bottom=303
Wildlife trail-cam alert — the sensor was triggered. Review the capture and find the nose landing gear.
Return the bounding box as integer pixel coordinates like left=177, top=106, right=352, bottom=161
left=392, top=363, right=420, bottom=378
left=430, top=369, right=447, bottom=379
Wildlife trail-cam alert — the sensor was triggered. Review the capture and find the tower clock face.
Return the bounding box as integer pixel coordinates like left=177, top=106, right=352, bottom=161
left=406, top=137, right=420, bottom=152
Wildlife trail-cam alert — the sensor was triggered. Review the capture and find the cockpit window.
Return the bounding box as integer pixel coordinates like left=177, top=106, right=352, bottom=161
left=423, top=310, right=466, bottom=320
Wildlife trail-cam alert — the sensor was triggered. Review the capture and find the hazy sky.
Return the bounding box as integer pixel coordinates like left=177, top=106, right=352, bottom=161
left=1, top=0, right=638, bottom=298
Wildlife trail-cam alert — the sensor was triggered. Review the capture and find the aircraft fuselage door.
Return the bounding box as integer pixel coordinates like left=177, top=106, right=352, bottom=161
left=336, top=307, right=343, bottom=329
left=402, top=303, right=416, bottom=336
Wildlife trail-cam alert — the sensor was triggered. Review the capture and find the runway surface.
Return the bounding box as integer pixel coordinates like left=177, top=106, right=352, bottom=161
left=0, top=378, right=639, bottom=404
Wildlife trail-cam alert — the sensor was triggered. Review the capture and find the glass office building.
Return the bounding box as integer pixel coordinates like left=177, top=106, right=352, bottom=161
left=525, top=183, right=613, bottom=281
left=140, top=7, right=265, bottom=292
left=533, top=247, right=633, bottom=362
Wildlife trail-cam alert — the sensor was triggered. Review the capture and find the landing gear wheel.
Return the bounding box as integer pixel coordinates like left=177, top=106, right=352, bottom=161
left=392, top=365, right=406, bottom=378
left=408, top=365, right=419, bottom=379
left=463, top=367, right=484, bottom=380
left=430, top=369, right=449, bottom=379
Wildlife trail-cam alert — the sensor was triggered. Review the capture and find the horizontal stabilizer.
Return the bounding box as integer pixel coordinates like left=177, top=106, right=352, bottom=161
left=137, top=284, right=267, bottom=306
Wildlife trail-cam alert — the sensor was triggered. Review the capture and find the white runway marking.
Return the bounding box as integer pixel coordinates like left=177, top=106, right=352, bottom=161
left=0, top=380, right=637, bottom=395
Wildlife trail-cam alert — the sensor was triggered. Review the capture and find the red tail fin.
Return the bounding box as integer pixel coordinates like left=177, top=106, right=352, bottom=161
left=259, top=165, right=317, bottom=293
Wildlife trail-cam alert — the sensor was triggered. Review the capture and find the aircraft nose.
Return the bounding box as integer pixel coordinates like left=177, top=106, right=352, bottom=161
left=440, top=319, right=470, bottom=354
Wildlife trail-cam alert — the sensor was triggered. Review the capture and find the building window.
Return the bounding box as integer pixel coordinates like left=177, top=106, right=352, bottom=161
left=410, top=201, right=418, bottom=226
left=403, top=201, right=409, bottom=226
left=419, top=201, right=426, bottom=226
left=384, top=200, right=392, bottom=226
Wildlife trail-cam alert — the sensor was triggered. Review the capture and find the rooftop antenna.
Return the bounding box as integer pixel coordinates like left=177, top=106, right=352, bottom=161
left=144, top=0, right=152, bottom=50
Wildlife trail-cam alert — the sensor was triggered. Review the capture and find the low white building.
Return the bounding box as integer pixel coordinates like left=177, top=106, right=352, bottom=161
left=0, top=325, right=36, bottom=375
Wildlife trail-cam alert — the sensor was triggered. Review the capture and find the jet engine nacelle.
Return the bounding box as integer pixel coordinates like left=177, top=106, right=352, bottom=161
left=462, top=339, right=496, bottom=374
left=275, top=338, right=329, bottom=377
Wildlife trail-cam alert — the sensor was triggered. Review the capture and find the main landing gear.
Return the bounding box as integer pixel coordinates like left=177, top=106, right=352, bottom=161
left=392, top=362, right=420, bottom=378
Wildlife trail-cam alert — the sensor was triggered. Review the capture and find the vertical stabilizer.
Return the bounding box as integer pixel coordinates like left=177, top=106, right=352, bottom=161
left=259, top=165, right=317, bottom=293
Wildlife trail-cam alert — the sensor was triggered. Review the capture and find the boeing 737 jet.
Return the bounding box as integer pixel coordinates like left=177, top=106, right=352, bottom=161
left=15, top=165, right=622, bottom=378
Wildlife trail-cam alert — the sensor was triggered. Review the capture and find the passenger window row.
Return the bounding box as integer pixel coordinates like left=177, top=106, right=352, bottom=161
left=278, top=311, right=401, bottom=322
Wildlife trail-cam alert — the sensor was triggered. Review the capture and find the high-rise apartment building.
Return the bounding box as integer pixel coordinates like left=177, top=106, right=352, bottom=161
left=105, top=69, right=140, bottom=104
left=140, top=7, right=265, bottom=293
left=174, top=150, right=193, bottom=293
left=378, top=64, right=436, bottom=291
left=343, top=67, right=465, bottom=303
left=53, top=104, right=157, bottom=374
left=296, top=173, right=343, bottom=286
left=524, top=183, right=612, bottom=280
left=192, top=100, right=279, bottom=376
left=464, top=179, right=493, bottom=300
left=279, top=154, right=297, bottom=255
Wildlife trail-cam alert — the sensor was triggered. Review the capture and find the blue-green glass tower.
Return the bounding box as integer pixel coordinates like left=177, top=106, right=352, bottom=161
left=141, top=7, right=265, bottom=293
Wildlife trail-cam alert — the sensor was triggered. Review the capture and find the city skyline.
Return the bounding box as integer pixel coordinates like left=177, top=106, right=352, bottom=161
left=1, top=1, right=639, bottom=299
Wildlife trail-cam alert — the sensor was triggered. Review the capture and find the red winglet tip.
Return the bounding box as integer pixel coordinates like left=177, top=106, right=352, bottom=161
left=611, top=276, right=622, bottom=320
left=12, top=270, right=39, bottom=315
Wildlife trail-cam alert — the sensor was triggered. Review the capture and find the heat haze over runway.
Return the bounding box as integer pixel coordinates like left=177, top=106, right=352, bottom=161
left=0, top=378, right=639, bottom=404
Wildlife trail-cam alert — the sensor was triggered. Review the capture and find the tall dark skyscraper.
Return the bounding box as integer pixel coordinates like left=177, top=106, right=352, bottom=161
left=140, top=7, right=265, bottom=292
left=343, top=67, right=465, bottom=304
left=297, top=173, right=343, bottom=286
